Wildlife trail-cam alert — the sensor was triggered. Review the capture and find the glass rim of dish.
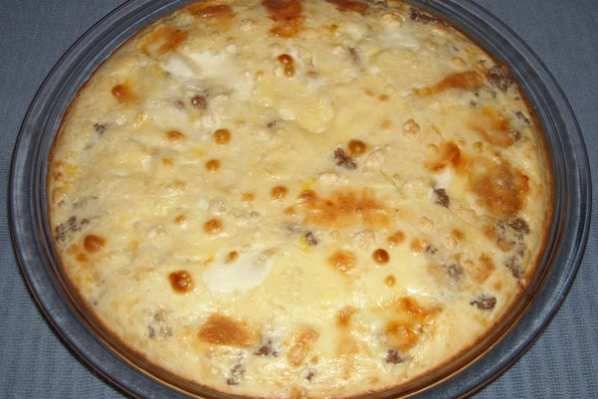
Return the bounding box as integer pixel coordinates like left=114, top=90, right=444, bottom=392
left=8, top=0, right=592, bottom=398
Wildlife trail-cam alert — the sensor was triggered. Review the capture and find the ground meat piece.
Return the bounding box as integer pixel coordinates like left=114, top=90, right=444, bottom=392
left=255, top=339, right=278, bottom=357
left=305, top=231, right=319, bottom=246
left=348, top=47, right=361, bottom=65
left=93, top=123, right=106, bottom=135
left=433, top=188, right=450, bottom=208
left=409, top=7, right=442, bottom=24
left=446, top=263, right=464, bottom=281
left=494, top=221, right=520, bottom=251
left=385, top=349, right=404, bottom=364
left=470, top=295, right=497, bottom=310
left=226, top=364, right=245, bottom=386
left=486, top=65, right=514, bottom=92
left=505, top=256, right=524, bottom=279
left=334, top=148, right=357, bottom=170
left=147, top=310, right=172, bottom=339
left=267, top=120, right=280, bottom=129
left=510, top=128, right=522, bottom=142
left=509, top=217, right=530, bottom=235
left=190, top=95, right=207, bottom=110
left=147, top=324, right=172, bottom=339
left=424, top=244, right=438, bottom=256
left=515, top=111, right=531, bottom=126
left=305, top=370, right=316, bottom=381
left=55, top=216, right=90, bottom=242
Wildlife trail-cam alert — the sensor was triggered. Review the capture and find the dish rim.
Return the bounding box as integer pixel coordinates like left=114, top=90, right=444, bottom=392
left=8, top=0, right=592, bottom=398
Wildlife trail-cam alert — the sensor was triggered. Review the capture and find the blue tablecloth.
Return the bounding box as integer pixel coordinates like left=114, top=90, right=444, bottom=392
left=1, top=1, right=597, bottom=397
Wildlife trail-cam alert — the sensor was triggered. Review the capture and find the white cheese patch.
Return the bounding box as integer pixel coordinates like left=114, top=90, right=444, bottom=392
left=434, top=168, right=454, bottom=188
left=185, top=51, right=254, bottom=99
left=202, top=249, right=274, bottom=294
left=161, top=54, right=196, bottom=79
left=380, top=28, right=421, bottom=50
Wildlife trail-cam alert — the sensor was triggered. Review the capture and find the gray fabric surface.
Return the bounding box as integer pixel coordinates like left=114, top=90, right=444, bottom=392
left=1, top=1, right=596, bottom=397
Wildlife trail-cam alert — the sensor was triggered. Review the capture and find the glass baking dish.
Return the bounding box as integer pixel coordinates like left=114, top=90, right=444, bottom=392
left=8, top=0, right=592, bottom=397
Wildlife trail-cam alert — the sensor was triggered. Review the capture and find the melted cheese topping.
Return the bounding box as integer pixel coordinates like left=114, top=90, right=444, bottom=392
left=49, top=0, right=552, bottom=397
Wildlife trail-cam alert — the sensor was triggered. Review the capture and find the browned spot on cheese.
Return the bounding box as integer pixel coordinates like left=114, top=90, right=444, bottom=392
left=298, top=189, right=317, bottom=202
left=76, top=253, right=88, bottom=263
left=277, top=54, right=295, bottom=77
left=348, top=139, right=367, bottom=156
left=328, top=250, right=356, bottom=273
left=298, top=189, right=390, bottom=229
left=326, top=23, right=339, bottom=33
left=289, top=386, right=309, bottom=399
left=162, top=157, right=174, bottom=166
left=287, top=327, right=319, bottom=367
left=385, top=275, right=396, bottom=287
left=385, top=297, right=441, bottom=352
left=385, top=321, right=418, bottom=352
left=83, top=234, right=105, bottom=253
left=142, top=25, right=188, bottom=56
left=242, top=192, right=255, bottom=202
left=470, top=158, right=529, bottom=217
left=399, top=297, right=441, bottom=320
left=483, top=224, right=495, bottom=240
left=262, top=0, right=304, bottom=38
left=166, top=130, right=185, bottom=141
left=67, top=244, right=79, bottom=255
left=205, top=159, right=220, bottom=172
left=169, top=270, right=194, bottom=293
left=336, top=306, right=357, bottom=327
left=198, top=314, right=255, bottom=347
left=379, top=94, right=389, bottom=102
left=416, top=71, right=484, bottom=96
left=204, top=218, right=223, bottom=234
left=373, top=248, right=390, bottom=265
left=68, top=244, right=89, bottom=264
left=426, top=141, right=464, bottom=172
left=451, top=229, right=465, bottom=242
left=468, top=254, right=496, bottom=283
left=387, top=231, right=405, bottom=246
left=111, top=83, right=135, bottom=103
left=173, top=180, right=186, bottom=189
left=226, top=251, right=239, bottom=263
left=410, top=238, right=425, bottom=253
left=187, top=3, right=234, bottom=18
left=174, top=214, right=186, bottom=224
left=469, top=107, right=514, bottom=147
left=271, top=185, right=289, bottom=199
left=326, top=0, right=368, bottom=15
left=284, top=206, right=295, bottom=215
left=213, top=128, right=231, bottom=144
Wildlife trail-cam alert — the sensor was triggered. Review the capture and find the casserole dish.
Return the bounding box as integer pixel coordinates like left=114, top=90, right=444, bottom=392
left=9, top=0, right=591, bottom=397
